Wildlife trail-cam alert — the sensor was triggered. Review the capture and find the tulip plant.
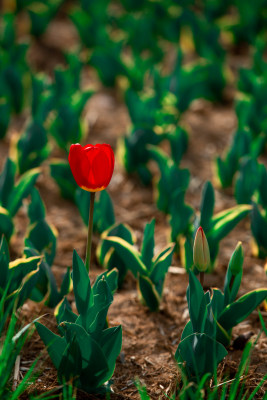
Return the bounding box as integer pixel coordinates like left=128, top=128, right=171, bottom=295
left=101, top=219, right=175, bottom=311
left=0, top=158, right=40, bottom=241
left=68, top=143, right=115, bottom=272
left=175, top=228, right=267, bottom=381
left=0, top=235, right=41, bottom=313
left=36, top=251, right=122, bottom=394
left=187, top=181, right=251, bottom=269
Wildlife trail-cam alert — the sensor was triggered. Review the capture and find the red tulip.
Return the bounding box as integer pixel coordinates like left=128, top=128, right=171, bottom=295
left=68, top=143, right=114, bottom=192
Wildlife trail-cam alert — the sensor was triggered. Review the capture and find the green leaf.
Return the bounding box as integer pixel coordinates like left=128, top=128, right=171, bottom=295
left=187, top=271, right=207, bottom=333
left=138, top=275, right=161, bottom=312
left=8, top=256, right=41, bottom=293
left=55, top=298, right=77, bottom=326
left=99, top=326, right=122, bottom=371
left=141, top=219, right=155, bottom=270
left=28, top=187, right=45, bottom=222
left=218, top=289, right=267, bottom=331
left=150, top=243, right=174, bottom=296
left=0, top=235, right=10, bottom=288
left=50, top=159, right=77, bottom=201
left=72, top=250, right=93, bottom=322
left=200, top=181, right=215, bottom=232
left=0, top=207, right=13, bottom=241
left=35, top=321, right=67, bottom=370
left=103, top=236, right=147, bottom=277
left=8, top=168, right=40, bottom=217
left=210, top=204, right=251, bottom=243
left=59, top=322, right=110, bottom=390
left=26, top=219, right=57, bottom=266
left=60, top=267, right=72, bottom=298
left=175, top=333, right=227, bottom=378
left=0, top=158, right=16, bottom=208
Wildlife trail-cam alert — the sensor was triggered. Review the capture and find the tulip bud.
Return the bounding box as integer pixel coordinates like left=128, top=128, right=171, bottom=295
left=193, top=227, right=210, bottom=272
left=229, top=241, right=243, bottom=275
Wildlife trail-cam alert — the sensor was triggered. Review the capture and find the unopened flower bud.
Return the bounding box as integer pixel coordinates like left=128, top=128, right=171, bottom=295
left=193, top=227, right=210, bottom=272
left=229, top=241, right=243, bottom=275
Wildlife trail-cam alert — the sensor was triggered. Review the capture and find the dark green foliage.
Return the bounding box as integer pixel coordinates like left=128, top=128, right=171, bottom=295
left=120, top=127, right=164, bottom=185
left=26, top=188, right=57, bottom=266
left=251, top=203, right=267, bottom=258
left=234, top=157, right=262, bottom=204
left=75, top=189, right=115, bottom=233
left=149, top=146, right=190, bottom=214
left=24, top=245, right=71, bottom=308
left=49, top=56, right=93, bottom=150
left=97, top=223, right=136, bottom=287
left=102, top=219, right=175, bottom=311
left=0, top=14, right=29, bottom=137
left=216, top=129, right=264, bottom=188
left=27, top=0, right=64, bottom=37
left=176, top=245, right=267, bottom=379
left=36, top=250, right=122, bottom=393
left=0, top=236, right=41, bottom=311
left=0, top=158, right=40, bottom=241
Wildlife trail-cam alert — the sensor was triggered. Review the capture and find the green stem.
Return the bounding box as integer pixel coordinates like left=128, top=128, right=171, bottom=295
left=85, top=192, right=95, bottom=273
left=199, top=271, right=205, bottom=288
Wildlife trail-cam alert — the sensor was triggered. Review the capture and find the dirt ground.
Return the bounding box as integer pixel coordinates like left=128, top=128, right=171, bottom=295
left=3, top=12, right=267, bottom=400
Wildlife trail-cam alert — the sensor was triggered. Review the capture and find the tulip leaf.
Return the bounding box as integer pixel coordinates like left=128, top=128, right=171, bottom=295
left=140, top=219, right=155, bottom=271
left=187, top=271, right=207, bottom=333
left=138, top=275, right=161, bottom=312
left=218, top=289, right=267, bottom=331
left=103, top=236, right=147, bottom=276
left=35, top=322, right=67, bottom=370
left=175, top=333, right=227, bottom=379
left=72, top=250, right=94, bottom=321
left=200, top=181, right=214, bottom=232
left=8, top=168, right=40, bottom=217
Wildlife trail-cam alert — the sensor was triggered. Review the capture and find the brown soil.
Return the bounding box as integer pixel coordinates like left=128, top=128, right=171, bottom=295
left=3, top=12, right=267, bottom=400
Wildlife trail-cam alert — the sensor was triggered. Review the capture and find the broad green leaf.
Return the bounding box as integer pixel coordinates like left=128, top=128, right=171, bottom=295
left=55, top=298, right=77, bottom=326
left=72, top=250, right=93, bottom=321
left=97, top=222, right=135, bottom=265
left=35, top=321, right=67, bottom=369
left=50, top=159, right=76, bottom=201
left=218, top=289, right=267, bottom=331
left=60, top=267, right=72, bottom=298
left=60, top=322, right=110, bottom=390
left=138, top=275, right=161, bottom=312
left=0, top=158, right=16, bottom=208
left=150, top=243, right=174, bottom=295
left=181, top=320, right=193, bottom=341
left=140, top=219, right=155, bottom=270
left=99, top=326, right=122, bottom=371
left=0, top=207, right=13, bottom=240
left=8, top=168, right=40, bottom=217
left=175, top=333, right=227, bottom=378
left=8, top=256, right=41, bottom=293
left=0, top=235, right=10, bottom=288
left=210, top=205, right=251, bottom=243
left=26, top=219, right=57, bottom=266
left=28, top=188, right=45, bottom=222
left=187, top=271, right=207, bottom=333
left=103, top=236, right=147, bottom=276
left=200, top=181, right=215, bottom=231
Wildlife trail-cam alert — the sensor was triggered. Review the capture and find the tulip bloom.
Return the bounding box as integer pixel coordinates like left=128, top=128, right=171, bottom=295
left=193, top=226, right=210, bottom=273
left=68, top=143, right=114, bottom=192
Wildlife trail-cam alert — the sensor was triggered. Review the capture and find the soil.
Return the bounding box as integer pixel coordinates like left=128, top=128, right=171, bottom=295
left=2, top=9, right=267, bottom=400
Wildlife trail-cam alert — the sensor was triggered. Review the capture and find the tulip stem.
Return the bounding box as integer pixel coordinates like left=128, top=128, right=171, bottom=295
left=85, top=192, right=95, bottom=273
left=199, top=272, right=205, bottom=288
